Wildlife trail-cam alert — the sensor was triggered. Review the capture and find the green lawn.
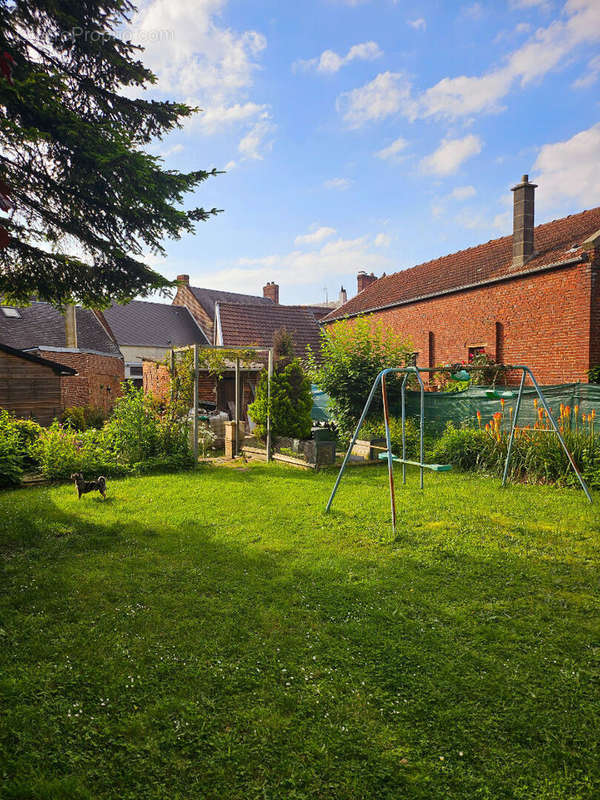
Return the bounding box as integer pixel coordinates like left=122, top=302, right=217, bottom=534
left=1, top=464, right=599, bottom=799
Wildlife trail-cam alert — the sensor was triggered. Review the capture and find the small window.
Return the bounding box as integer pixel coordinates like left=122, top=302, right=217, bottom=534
left=1, top=306, right=20, bottom=318
left=128, top=365, right=143, bottom=377
left=468, top=346, right=485, bottom=362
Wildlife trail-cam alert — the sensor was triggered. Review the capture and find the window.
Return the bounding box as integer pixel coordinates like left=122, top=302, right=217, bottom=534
left=468, top=346, right=485, bottom=362
left=128, top=364, right=143, bottom=377
left=1, top=306, right=20, bottom=318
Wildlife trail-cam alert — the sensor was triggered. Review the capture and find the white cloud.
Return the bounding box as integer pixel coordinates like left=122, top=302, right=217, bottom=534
left=374, top=232, right=392, bottom=247
left=337, top=0, right=600, bottom=126
left=132, top=0, right=266, bottom=101
left=196, top=102, right=269, bottom=133
left=407, top=18, right=426, bottom=31
left=451, top=185, right=477, bottom=200
left=573, top=54, right=600, bottom=88
left=295, top=226, right=337, bottom=246
left=224, top=160, right=237, bottom=170
left=209, top=235, right=392, bottom=293
left=238, top=119, right=275, bottom=160
left=324, top=177, right=353, bottom=190
left=293, top=41, right=382, bottom=74
left=337, top=71, right=415, bottom=127
left=532, top=122, right=600, bottom=211
left=131, top=0, right=272, bottom=149
left=420, top=135, right=483, bottom=176
left=375, top=137, right=409, bottom=162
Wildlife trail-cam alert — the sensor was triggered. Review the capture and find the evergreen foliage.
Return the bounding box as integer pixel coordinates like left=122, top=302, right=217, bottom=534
left=249, top=359, right=313, bottom=441
left=0, top=0, right=220, bottom=306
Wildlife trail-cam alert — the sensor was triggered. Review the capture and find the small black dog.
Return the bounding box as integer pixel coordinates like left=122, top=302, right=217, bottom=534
left=70, top=473, right=107, bottom=500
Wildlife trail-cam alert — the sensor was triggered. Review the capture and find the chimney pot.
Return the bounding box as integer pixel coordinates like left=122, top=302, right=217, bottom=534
left=263, top=281, right=279, bottom=303
left=511, top=174, right=537, bottom=269
left=177, top=274, right=190, bottom=285
left=338, top=286, right=347, bottom=305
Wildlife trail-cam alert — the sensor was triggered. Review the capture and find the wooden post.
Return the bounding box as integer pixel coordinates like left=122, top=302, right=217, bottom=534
left=266, top=348, right=273, bottom=462
left=235, top=357, right=240, bottom=457
left=193, top=344, right=199, bottom=463
left=170, top=348, right=175, bottom=406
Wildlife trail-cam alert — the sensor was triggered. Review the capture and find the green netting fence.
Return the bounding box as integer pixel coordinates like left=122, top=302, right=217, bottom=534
left=399, top=383, right=600, bottom=433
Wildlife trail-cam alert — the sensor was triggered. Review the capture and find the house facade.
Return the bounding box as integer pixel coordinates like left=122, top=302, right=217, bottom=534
left=323, top=176, right=600, bottom=385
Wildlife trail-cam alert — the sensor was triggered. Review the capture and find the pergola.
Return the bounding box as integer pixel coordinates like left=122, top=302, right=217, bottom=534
left=171, top=344, right=274, bottom=461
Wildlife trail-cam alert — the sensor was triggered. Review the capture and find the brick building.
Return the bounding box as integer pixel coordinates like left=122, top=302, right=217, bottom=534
left=323, top=176, right=600, bottom=385
left=0, top=301, right=124, bottom=416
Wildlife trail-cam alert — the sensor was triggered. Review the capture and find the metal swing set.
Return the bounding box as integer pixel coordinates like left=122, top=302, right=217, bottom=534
left=325, top=364, right=593, bottom=535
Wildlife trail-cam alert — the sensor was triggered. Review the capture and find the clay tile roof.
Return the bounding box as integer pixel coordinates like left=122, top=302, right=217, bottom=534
left=216, top=302, right=322, bottom=357
left=189, top=286, right=272, bottom=320
left=103, top=300, right=208, bottom=347
left=324, top=206, right=600, bottom=322
left=0, top=301, right=121, bottom=356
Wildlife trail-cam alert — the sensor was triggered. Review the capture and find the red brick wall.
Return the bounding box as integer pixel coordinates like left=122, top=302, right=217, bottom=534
left=325, top=261, right=597, bottom=385
left=173, top=285, right=213, bottom=341
left=33, top=351, right=124, bottom=413
left=143, top=360, right=218, bottom=407
left=589, top=249, right=600, bottom=373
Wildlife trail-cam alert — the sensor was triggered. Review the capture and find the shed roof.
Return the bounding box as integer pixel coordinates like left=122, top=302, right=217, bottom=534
left=0, top=342, right=77, bottom=375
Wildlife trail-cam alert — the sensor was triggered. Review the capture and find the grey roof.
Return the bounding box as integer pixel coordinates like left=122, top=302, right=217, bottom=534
left=104, top=300, right=208, bottom=347
left=0, top=302, right=121, bottom=356
left=189, top=286, right=272, bottom=320
left=0, top=342, right=77, bottom=375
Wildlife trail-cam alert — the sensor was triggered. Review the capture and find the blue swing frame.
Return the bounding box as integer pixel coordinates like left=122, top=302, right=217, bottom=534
left=325, top=365, right=592, bottom=536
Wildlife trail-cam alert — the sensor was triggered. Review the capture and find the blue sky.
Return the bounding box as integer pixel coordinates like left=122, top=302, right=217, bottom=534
left=128, top=0, right=600, bottom=305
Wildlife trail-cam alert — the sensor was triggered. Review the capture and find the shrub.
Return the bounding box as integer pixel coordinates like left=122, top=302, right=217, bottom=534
left=432, top=424, right=495, bottom=471
left=308, top=317, right=413, bottom=434
left=62, top=405, right=106, bottom=431
left=0, top=411, right=27, bottom=486
left=249, top=359, right=313, bottom=441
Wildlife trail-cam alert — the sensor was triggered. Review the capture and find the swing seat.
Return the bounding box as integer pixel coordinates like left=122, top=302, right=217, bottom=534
left=485, top=389, right=515, bottom=399
left=378, top=453, right=452, bottom=471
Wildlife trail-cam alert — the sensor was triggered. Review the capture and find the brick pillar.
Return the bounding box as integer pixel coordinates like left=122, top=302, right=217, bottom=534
left=225, top=421, right=246, bottom=458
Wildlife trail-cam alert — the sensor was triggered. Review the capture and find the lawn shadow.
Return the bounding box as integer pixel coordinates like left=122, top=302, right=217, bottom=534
left=1, top=477, right=599, bottom=800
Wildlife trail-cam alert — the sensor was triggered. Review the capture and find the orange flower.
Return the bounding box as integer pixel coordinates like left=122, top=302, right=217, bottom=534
left=592, top=410, right=596, bottom=420
left=533, top=398, right=538, bottom=409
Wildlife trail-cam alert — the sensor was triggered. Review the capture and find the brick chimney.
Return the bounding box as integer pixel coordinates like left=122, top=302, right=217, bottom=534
left=263, top=281, right=279, bottom=303
left=511, top=174, right=537, bottom=268
left=357, top=270, right=377, bottom=293
left=338, top=286, right=347, bottom=305
left=64, top=304, right=78, bottom=349
left=177, top=274, right=190, bottom=285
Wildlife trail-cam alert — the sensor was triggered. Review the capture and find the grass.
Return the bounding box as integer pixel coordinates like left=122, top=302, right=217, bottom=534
left=0, top=463, right=599, bottom=799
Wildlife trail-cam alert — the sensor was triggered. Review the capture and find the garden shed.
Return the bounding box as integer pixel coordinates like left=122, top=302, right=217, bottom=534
left=0, top=342, right=77, bottom=425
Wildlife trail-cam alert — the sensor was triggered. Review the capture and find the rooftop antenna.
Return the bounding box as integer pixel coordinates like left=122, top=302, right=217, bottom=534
left=323, top=286, right=329, bottom=304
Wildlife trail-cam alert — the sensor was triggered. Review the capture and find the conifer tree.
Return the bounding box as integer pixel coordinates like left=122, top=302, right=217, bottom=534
left=0, top=0, right=220, bottom=306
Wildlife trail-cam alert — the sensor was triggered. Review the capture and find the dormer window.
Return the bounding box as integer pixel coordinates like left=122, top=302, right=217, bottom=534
left=1, top=306, right=20, bottom=318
